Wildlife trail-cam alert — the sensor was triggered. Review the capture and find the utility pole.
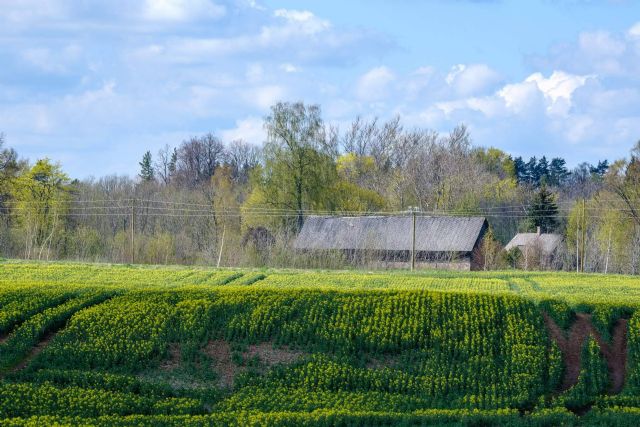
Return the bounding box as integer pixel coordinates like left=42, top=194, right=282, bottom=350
left=576, top=221, right=580, bottom=273
left=581, top=198, right=587, bottom=272
left=605, top=225, right=612, bottom=274
left=410, top=207, right=417, bottom=271
left=130, top=199, right=135, bottom=264
left=217, top=224, right=226, bottom=268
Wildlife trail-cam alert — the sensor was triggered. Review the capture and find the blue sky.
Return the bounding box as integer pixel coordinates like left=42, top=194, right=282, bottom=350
left=1, top=0, right=640, bottom=178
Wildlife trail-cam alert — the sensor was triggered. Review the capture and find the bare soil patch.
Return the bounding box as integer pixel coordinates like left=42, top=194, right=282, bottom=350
left=543, top=312, right=628, bottom=394
left=159, top=343, right=181, bottom=371
left=597, top=318, right=628, bottom=394
left=0, top=334, right=8, bottom=345
left=366, top=355, right=399, bottom=370
left=204, top=340, right=235, bottom=388
left=245, top=342, right=305, bottom=367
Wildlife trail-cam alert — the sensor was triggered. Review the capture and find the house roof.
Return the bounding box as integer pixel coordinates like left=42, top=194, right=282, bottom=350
left=504, top=233, right=563, bottom=254
left=293, top=215, right=487, bottom=252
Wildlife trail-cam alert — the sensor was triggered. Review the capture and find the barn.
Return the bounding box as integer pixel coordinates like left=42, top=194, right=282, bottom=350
left=294, top=215, right=488, bottom=271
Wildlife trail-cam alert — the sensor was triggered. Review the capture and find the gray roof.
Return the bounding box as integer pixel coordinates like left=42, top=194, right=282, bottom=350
left=504, top=233, right=563, bottom=254
left=294, top=215, right=487, bottom=252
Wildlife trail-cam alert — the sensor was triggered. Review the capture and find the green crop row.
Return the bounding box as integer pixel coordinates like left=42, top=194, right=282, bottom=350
left=2, top=260, right=640, bottom=424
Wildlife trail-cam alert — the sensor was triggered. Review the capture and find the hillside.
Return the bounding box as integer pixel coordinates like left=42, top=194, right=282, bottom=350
left=1, top=260, right=640, bottom=425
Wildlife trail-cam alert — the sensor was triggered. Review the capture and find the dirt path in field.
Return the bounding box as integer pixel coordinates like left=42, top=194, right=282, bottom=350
left=598, top=318, right=629, bottom=394
left=543, top=312, right=628, bottom=393
left=10, top=330, right=56, bottom=373
left=4, top=297, right=115, bottom=375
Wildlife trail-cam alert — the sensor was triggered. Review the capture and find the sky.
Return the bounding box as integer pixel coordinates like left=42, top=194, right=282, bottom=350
left=1, top=0, right=640, bottom=178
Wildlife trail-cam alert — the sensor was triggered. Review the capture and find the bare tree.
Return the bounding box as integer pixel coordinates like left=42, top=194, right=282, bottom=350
left=226, top=140, right=261, bottom=184
left=175, top=134, right=225, bottom=188
left=154, top=144, right=173, bottom=186
left=606, top=141, right=640, bottom=227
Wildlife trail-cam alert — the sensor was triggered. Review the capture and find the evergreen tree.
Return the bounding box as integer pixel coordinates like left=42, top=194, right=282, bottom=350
left=525, top=156, right=538, bottom=185
left=537, top=156, right=549, bottom=186
left=513, top=156, right=526, bottom=184
left=549, top=157, right=569, bottom=186
left=590, top=160, right=609, bottom=177
left=526, top=185, right=559, bottom=232
left=139, top=151, right=154, bottom=181
left=168, top=148, right=178, bottom=178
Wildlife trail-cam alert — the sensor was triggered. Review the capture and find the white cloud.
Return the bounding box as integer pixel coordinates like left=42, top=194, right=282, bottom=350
left=445, top=64, right=501, bottom=96
left=142, top=0, right=225, bottom=22
left=140, top=7, right=383, bottom=66
left=273, top=9, right=330, bottom=34
left=280, top=63, right=301, bottom=73
left=220, top=116, right=266, bottom=144
left=246, top=0, right=266, bottom=11
left=245, top=85, right=286, bottom=109
left=497, top=80, right=543, bottom=115
left=21, top=44, right=82, bottom=73
left=526, top=71, right=590, bottom=105
left=63, top=81, right=117, bottom=109
left=3, top=0, right=639, bottom=176
left=579, top=31, right=626, bottom=57
left=0, top=0, right=66, bottom=24
left=563, top=115, right=594, bottom=144
left=627, top=22, right=640, bottom=39
left=356, top=66, right=395, bottom=101
left=245, top=64, right=264, bottom=83
left=437, top=70, right=590, bottom=119
left=497, top=71, right=592, bottom=116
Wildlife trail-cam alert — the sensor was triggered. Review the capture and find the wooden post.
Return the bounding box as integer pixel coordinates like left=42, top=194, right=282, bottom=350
left=131, top=199, right=135, bottom=264
left=217, top=224, right=226, bottom=268
left=605, top=225, right=612, bottom=274
left=581, top=198, right=586, bottom=272
left=576, top=222, right=580, bottom=273
left=411, top=207, right=416, bottom=271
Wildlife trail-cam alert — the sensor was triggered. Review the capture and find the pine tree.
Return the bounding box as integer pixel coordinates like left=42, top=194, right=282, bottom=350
left=139, top=151, right=154, bottom=181
left=526, top=186, right=559, bottom=233
left=168, top=148, right=178, bottom=178
left=525, top=156, right=538, bottom=185
left=537, top=156, right=549, bottom=186
left=549, top=157, right=568, bottom=186
left=590, top=160, right=609, bottom=177
left=513, top=156, right=526, bottom=184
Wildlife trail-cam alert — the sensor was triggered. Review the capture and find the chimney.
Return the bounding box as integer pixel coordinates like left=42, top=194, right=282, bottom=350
left=536, top=226, right=541, bottom=235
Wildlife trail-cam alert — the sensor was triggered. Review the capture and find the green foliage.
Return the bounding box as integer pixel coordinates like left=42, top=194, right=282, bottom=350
left=139, top=151, right=154, bottom=182
left=503, top=247, right=523, bottom=269
left=256, top=102, right=338, bottom=230
left=556, top=337, right=609, bottom=409
left=0, top=291, right=112, bottom=371
left=10, top=159, right=71, bottom=259
left=1, top=261, right=640, bottom=424
left=526, top=186, right=559, bottom=233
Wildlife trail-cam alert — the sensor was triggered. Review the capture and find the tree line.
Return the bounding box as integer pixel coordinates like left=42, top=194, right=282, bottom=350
left=1, top=102, right=639, bottom=273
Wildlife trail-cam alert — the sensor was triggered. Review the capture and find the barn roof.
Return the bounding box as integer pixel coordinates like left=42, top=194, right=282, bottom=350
left=504, top=233, right=563, bottom=254
left=293, top=215, right=487, bottom=252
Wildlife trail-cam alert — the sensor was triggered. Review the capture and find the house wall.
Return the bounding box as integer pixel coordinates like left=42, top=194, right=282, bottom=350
left=296, top=249, right=475, bottom=271
left=345, top=250, right=472, bottom=271
left=369, top=259, right=472, bottom=271
left=469, top=222, right=489, bottom=271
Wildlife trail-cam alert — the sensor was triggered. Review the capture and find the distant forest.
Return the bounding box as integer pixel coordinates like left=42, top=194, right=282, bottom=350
left=1, top=102, right=639, bottom=274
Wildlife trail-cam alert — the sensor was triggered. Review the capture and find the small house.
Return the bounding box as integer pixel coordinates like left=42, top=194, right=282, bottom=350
left=293, top=215, right=488, bottom=271
left=504, top=228, right=563, bottom=269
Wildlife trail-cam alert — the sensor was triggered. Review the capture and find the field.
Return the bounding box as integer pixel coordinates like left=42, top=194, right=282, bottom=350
left=1, top=260, right=640, bottom=425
